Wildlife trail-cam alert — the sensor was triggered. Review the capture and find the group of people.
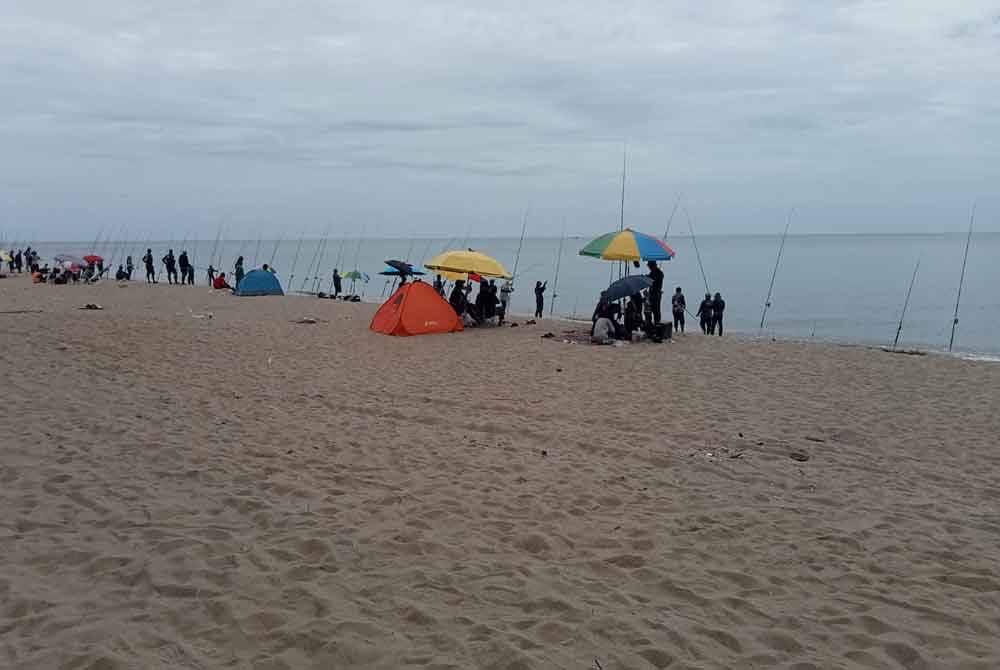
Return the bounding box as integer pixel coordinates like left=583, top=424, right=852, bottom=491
left=588, top=260, right=727, bottom=344
left=140, top=249, right=197, bottom=285
left=5, top=248, right=39, bottom=274
left=446, top=277, right=507, bottom=326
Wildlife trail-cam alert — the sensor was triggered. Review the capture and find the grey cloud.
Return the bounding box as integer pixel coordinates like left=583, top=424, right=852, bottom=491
left=1, top=1, right=998, bottom=238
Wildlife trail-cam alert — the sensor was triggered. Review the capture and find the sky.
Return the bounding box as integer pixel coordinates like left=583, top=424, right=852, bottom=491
left=1, top=1, right=998, bottom=240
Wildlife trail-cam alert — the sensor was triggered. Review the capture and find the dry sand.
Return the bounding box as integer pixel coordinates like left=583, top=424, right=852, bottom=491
left=1, top=275, right=999, bottom=670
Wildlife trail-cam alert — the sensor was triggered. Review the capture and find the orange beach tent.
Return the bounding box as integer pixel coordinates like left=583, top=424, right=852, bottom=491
left=370, top=281, right=463, bottom=336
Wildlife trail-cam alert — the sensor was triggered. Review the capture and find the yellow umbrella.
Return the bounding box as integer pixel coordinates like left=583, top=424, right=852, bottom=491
left=424, top=250, right=512, bottom=279
left=435, top=269, right=467, bottom=281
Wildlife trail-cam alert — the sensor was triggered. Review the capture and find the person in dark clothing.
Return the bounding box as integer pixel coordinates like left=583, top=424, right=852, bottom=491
left=163, top=249, right=177, bottom=284
left=534, top=281, right=547, bottom=318
left=206, top=264, right=216, bottom=284
left=711, top=292, right=726, bottom=336
left=143, top=249, right=156, bottom=283
left=332, top=269, right=342, bottom=297
left=449, top=280, right=467, bottom=315
left=125, top=255, right=134, bottom=280
left=433, top=274, right=445, bottom=296
left=115, top=265, right=127, bottom=281
left=646, top=261, right=664, bottom=324
left=671, top=287, right=686, bottom=334
left=14, top=250, right=23, bottom=273
left=234, top=256, right=245, bottom=287
left=625, top=293, right=644, bottom=338
left=178, top=251, right=190, bottom=286
left=696, top=293, right=714, bottom=334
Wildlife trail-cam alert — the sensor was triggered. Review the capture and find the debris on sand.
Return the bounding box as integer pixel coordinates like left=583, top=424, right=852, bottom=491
left=80, top=304, right=103, bottom=311
left=789, top=451, right=810, bottom=462
left=541, top=332, right=555, bottom=339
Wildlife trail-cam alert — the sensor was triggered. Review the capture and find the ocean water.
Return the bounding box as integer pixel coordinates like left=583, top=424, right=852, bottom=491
left=13, top=233, right=1000, bottom=355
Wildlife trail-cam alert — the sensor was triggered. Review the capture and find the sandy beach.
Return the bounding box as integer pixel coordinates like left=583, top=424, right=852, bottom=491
left=2, top=275, right=999, bottom=670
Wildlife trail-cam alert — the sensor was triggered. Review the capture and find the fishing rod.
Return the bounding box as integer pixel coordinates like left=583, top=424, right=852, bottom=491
left=208, top=224, right=223, bottom=279
left=684, top=206, right=710, bottom=295
left=550, top=222, right=567, bottom=316
left=314, top=235, right=334, bottom=294
left=662, top=193, right=683, bottom=240
left=759, top=212, right=792, bottom=330
left=948, top=203, right=976, bottom=352
left=511, top=210, right=528, bottom=279
left=286, top=233, right=305, bottom=289
left=268, top=231, right=284, bottom=267
left=253, top=233, right=262, bottom=269
left=892, top=258, right=921, bottom=352
left=298, top=227, right=323, bottom=292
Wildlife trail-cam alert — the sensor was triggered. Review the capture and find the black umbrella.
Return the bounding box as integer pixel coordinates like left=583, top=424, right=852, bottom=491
left=384, top=259, right=418, bottom=276
left=604, top=275, right=652, bottom=302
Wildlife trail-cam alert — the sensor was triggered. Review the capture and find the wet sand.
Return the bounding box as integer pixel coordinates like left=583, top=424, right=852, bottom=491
left=2, top=275, right=999, bottom=669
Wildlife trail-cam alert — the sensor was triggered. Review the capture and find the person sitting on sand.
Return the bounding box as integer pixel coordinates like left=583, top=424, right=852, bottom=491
left=625, top=293, right=644, bottom=339
left=592, top=316, right=616, bottom=344
left=115, top=265, right=127, bottom=281
left=213, top=272, right=233, bottom=290
left=449, top=280, right=467, bottom=315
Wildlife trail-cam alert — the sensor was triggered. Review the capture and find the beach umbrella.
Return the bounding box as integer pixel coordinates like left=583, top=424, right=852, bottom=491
left=54, top=254, right=85, bottom=266
left=83, top=255, right=104, bottom=264
left=382, top=260, right=426, bottom=276
left=579, top=228, right=675, bottom=262
left=424, top=249, right=512, bottom=279
left=343, top=270, right=369, bottom=282
left=603, top=275, right=653, bottom=303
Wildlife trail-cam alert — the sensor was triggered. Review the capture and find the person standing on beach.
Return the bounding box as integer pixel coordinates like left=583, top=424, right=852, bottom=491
left=646, top=260, right=664, bottom=324
left=162, top=249, right=177, bottom=284
left=332, top=269, right=342, bottom=298
left=14, top=250, right=23, bottom=273
left=206, top=264, right=216, bottom=284
left=143, top=249, right=156, bottom=283
left=125, top=255, right=134, bottom=280
left=234, top=256, right=245, bottom=287
left=672, top=287, right=686, bottom=334
left=534, top=281, right=546, bottom=318
left=711, top=292, right=726, bottom=336
left=697, top=293, right=714, bottom=334
left=178, top=251, right=190, bottom=286
left=433, top=274, right=445, bottom=296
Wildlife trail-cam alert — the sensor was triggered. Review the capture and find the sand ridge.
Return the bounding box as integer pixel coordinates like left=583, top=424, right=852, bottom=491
left=1, top=276, right=999, bottom=669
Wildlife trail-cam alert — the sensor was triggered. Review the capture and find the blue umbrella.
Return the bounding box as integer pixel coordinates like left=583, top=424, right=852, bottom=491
left=603, top=275, right=652, bottom=302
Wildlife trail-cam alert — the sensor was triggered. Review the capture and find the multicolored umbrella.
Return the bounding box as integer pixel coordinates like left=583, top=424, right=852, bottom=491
left=342, top=270, right=369, bottom=282
left=83, top=255, right=104, bottom=264
left=424, top=249, right=512, bottom=279
left=381, top=260, right=426, bottom=276
left=579, top=228, right=675, bottom=262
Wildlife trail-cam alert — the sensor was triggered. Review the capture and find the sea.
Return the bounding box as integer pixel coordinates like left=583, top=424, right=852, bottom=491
left=17, top=233, right=1000, bottom=357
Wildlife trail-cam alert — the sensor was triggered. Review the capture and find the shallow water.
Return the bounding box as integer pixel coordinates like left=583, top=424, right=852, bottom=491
left=16, top=232, right=1000, bottom=354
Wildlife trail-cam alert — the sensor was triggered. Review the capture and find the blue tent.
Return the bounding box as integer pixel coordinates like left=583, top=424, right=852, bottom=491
left=235, top=269, right=284, bottom=296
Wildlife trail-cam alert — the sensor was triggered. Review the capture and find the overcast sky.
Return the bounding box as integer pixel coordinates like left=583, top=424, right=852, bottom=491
left=2, top=1, right=998, bottom=240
